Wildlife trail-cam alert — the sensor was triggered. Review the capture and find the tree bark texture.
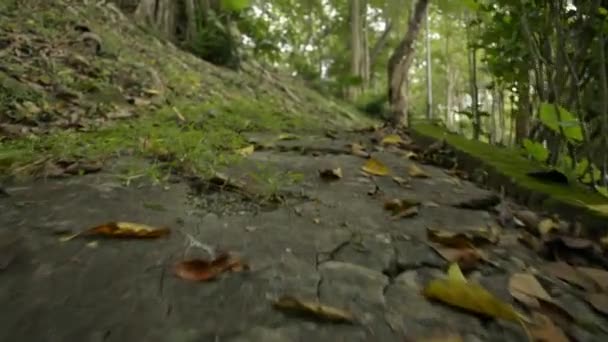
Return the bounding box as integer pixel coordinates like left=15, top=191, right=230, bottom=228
left=387, top=0, right=430, bottom=127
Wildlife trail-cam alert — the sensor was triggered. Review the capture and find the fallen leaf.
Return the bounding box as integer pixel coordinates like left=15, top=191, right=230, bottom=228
left=82, top=222, right=170, bottom=238
left=392, top=206, right=419, bottom=219
left=528, top=313, right=569, bottom=342
left=174, top=252, right=248, bottom=281
left=350, top=143, right=370, bottom=158
left=362, top=158, right=390, bottom=176
left=427, top=226, right=499, bottom=249
left=272, top=295, right=355, bottom=323
left=277, top=133, right=298, bottom=141
left=508, top=273, right=552, bottom=309
left=392, top=176, right=410, bottom=187
left=586, top=293, right=608, bottom=316
left=381, top=134, right=403, bottom=145
left=422, top=201, right=440, bottom=208
left=447, top=262, right=467, bottom=282
left=542, top=262, right=597, bottom=291
left=408, top=164, right=430, bottom=178
left=577, top=266, right=608, bottom=292
left=422, top=263, right=522, bottom=323
left=236, top=145, right=255, bottom=156
left=430, top=245, right=484, bottom=270
left=538, top=218, right=560, bottom=236
left=319, top=167, right=343, bottom=180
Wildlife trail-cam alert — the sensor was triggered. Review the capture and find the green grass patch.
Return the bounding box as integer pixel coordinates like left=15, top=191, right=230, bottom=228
left=413, top=122, right=608, bottom=207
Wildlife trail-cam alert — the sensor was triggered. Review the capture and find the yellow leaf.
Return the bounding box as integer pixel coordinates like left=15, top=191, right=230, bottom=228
left=362, top=158, right=390, bottom=176
left=538, top=218, right=559, bottom=236
left=236, top=145, right=255, bottom=156
left=408, top=163, right=430, bottom=178
left=272, top=295, right=355, bottom=323
left=381, top=134, right=403, bottom=145
left=423, top=266, right=522, bottom=323
left=447, top=262, right=467, bottom=282
left=423, top=279, right=521, bottom=322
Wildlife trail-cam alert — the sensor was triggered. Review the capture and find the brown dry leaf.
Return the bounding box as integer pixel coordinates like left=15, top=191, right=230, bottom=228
left=422, top=263, right=522, bottom=323
left=393, top=206, right=419, bottom=219
left=538, top=218, right=560, bottom=236
left=427, top=226, right=499, bottom=249
left=528, top=313, right=569, bottom=342
left=542, top=262, right=597, bottom=291
left=381, top=134, right=403, bottom=145
left=319, top=167, right=343, bottom=181
left=174, top=252, right=248, bottom=282
left=430, top=245, right=484, bottom=270
left=384, top=198, right=420, bottom=219
left=508, top=273, right=552, bottom=309
left=408, top=163, right=430, bottom=178
left=83, top=222, right=170, bottom=238
left=236, top=145, right=255, bottom=157
left=350, top=143, right=370, bottom=158
left=586, top=293, right=608, bottom=316
left=362, top=158, right=390, bottom=176
left=272, top=295, right=355, bottom=323
left=427, top=228, right=474, bottom=249
left=577, top=267, right=608, bottom=292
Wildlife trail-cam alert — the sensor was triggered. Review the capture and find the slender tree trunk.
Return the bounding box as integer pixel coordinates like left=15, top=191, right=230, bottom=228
left=361, top=0, right=370, bottom=90
left=598, top=9, right=608, bottom=185
left=498, top=88, right=505, bottom=144
left=467, top=20, right=480, bottom=140
left=387, top=0, right=430, bottom=127
left=516, top=75, right=531, bottom=145
left=425, top=4, right=433, bottom=120
left=348, top=0, right=362, bottom=100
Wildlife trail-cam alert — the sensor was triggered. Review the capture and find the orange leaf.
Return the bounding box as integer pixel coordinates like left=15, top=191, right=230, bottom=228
left=174, top=252, right=248, bottom=282
left=84, top=222, right=170, bottom=238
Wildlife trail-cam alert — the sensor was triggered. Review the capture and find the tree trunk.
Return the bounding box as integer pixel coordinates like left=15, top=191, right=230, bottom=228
left=516, top=75, right=531, bottom=145
left=387, top=0, right=430, bottom=127
left=425, top=4, right=433, bottom=120
left=497, top=88, right=505, bottom=144
left=466, top=15, right=480, bottom=140
left=348, top=0, right=363, bottom=100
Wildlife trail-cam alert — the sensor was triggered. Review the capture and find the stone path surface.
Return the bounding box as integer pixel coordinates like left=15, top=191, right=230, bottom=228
left=1, top=130, right=607, bottom=342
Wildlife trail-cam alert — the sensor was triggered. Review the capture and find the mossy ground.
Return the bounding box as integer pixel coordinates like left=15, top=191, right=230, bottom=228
left=0, top=0, right=372, bottom=185
left=413, top=122, right=608, bottom=210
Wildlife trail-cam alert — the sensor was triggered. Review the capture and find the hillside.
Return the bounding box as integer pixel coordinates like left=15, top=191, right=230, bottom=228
left=0, top=0, right=372, bottom=180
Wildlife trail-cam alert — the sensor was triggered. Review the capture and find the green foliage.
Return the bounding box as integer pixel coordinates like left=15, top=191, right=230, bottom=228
left=522, top=139, right=548, bottom=162
left=221, top=0, right=250, bottom=12
left=355, top=92, right=389, bottom=119
left=538, top=102, right=583, bottom=143
left=188, top=12, right=239, bottom=68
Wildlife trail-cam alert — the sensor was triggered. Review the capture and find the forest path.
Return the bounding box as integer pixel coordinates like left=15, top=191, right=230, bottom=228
left=1, top=129, right=607, bottom=342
